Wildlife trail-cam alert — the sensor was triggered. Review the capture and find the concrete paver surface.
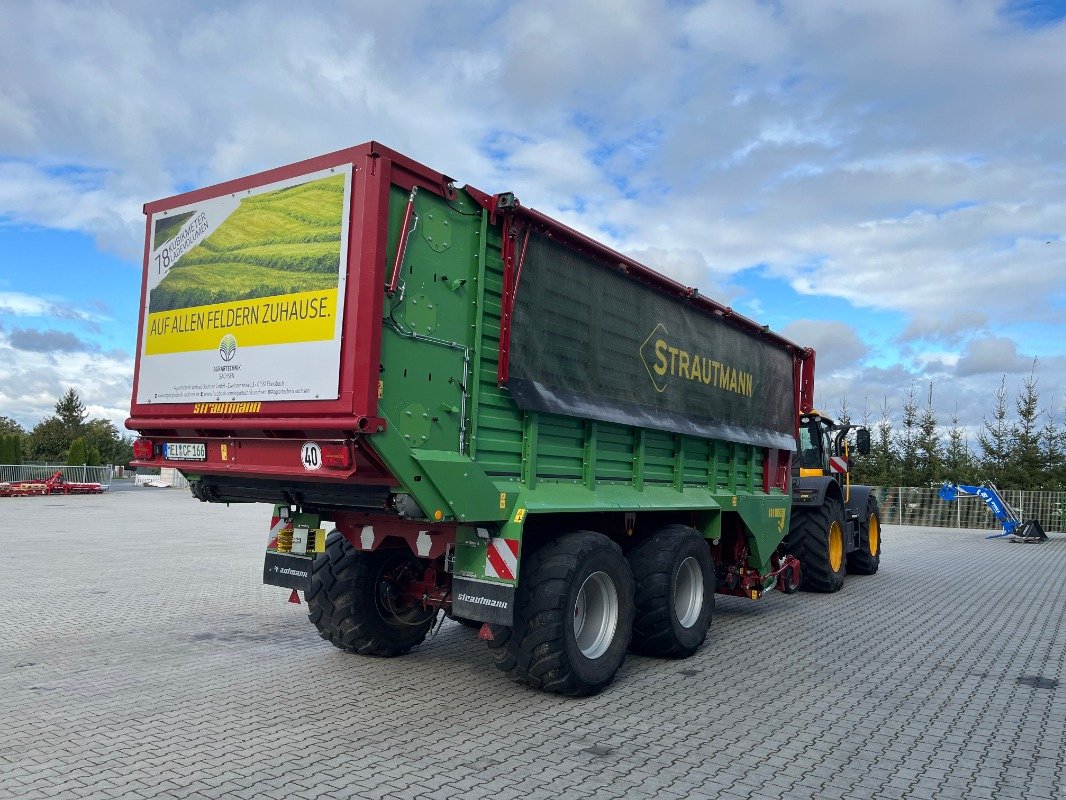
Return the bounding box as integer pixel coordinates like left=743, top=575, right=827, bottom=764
left=1, top=490, right=1064, bottom=799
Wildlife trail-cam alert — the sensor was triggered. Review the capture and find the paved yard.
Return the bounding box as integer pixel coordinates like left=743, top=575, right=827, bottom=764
left=1, top=490, right=1063, bottom=800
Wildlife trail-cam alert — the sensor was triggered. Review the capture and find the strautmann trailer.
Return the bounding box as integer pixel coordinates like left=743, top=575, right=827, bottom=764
left=128, top=143, right=879, bottom=695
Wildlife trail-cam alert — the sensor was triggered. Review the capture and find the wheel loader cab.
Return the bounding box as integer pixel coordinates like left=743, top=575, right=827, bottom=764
left=798, top=413, right=833, bottom=477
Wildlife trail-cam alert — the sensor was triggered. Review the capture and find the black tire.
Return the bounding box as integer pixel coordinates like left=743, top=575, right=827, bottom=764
left=626, top=525, right=714, bottom=658
left=847, top=496, right=881, bottom=575
left=779, top=559, right=800, bottom=594
left=787, top=497, right=846, bottom=592
left=306, top=532, right=435, bottom=657
left=487, top=530, right=635, bottom=696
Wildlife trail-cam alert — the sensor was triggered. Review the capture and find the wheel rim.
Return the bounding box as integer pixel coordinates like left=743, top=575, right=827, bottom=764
left=673, top=557, right=704, bottom=629
left=868, top=515, right=880, bottom=556
left=573, top=571, right=619, bottom=659
left=828, top=521, right=844, bottom=572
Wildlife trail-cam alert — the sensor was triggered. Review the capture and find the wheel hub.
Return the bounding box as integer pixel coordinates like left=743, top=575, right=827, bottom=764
left=673, top=557, right=704, bottom=628
left=573, top=571, right=619, bottom=659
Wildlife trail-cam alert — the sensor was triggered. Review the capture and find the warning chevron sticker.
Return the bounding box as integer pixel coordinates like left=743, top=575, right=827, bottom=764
left=829, top=456, right=848, bottom=474
left=267, top=515, right=290, bottom=549
left=485, top=538, right=520, bottom=581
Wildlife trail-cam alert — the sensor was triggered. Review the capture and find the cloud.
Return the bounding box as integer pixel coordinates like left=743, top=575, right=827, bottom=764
left=8, top=327, right=95, bottom=353
left=898, top=311, right=989, bottom=344
left=955, top=336, right=1034, bottom=377
left=779, top=319, right=869, bottom=374
left=0, top=328, right=133, bottom=430
left=0, top=291, right=110, bottom=323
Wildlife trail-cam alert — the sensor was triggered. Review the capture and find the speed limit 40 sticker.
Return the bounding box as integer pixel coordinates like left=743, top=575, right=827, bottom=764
left=301, top=442, right=322, bottom=471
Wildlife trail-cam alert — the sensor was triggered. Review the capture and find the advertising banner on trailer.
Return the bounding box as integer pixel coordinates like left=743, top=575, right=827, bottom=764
left=135, top=165, right=352, bottom=405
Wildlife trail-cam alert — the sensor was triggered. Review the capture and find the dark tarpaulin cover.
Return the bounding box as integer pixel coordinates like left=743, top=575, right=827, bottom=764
left=506, top=233, right=797, bottom=451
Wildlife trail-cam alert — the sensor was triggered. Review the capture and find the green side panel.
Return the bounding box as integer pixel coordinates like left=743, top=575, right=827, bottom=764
left=469, top=225, right=523, bottom=478
left=411, top=449, right=510, bottom=522
left=643, top=428, right=675, bottom=485
left=517, top=483, right=723, bottom=514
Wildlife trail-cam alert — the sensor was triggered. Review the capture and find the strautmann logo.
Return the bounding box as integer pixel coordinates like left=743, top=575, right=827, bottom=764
left=219, top=334, right=238, bottom=362
left=639, top=323, right=754, bottom=398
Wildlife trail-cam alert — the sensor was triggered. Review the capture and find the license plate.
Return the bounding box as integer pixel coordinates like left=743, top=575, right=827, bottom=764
left=163, top=442, right=206, bottom=461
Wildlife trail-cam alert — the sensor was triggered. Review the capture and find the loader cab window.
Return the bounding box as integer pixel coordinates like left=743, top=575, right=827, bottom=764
left=798, top=417, right=830, bottom=471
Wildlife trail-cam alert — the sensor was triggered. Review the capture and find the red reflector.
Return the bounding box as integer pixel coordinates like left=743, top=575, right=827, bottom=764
left=321, top=444, right=351, bottom=469
left=133, top=438, right=154, bottom=460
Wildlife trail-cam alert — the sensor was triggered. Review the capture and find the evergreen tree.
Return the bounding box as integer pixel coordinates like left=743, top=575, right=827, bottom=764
left=55, top=388, right=88, bottom=441
left=836, top=393, right=852, bottom=427
left=915, top=382, right=942, bottom=486
left=0, top=435, right=15, bottom=464
left=67, top=437, right=88, bottom=466
left=9, top=434, right=23, bottom=465
left=87, top=445, right=101, bottom=467
left=978, top=376, right=1011, bottom=487
left=943, top=408, right=976, bottom=484
left=1006, top=367, right=1044, bottom=489
left=896, top=384, right=921, bottom=486
left=853, top=398, right=895, bottom=486
left=1041, top=399, right=1065, bottom=491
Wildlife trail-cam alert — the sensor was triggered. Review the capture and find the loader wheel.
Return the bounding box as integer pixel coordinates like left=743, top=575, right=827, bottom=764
left=487, top=531, right=634, bottom=696
left=847, top=497, right=881, bottom=575
left=307, top=532, right=435, bottom=657
left=788, top=497, right=846, bottom=593
left=626, top=525, right=714, bottom=658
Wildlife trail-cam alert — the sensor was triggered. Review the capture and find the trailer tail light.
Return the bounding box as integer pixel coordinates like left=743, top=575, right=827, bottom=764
left=133, top=438, right=154, bottom=460
left=321, top=443, right=351, bottom=469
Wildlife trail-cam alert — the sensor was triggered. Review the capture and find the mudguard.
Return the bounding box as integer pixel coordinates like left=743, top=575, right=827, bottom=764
left=844, top=484, right=874, bottom=520
left=792, top=475, right=841, bottom=509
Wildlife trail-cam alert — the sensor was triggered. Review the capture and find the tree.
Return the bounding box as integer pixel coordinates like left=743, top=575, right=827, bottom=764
left=896, top=384, right=921, bottom=486
left=55, top=388, right=88, bottom=441
left=87, top=445, right=101, bottom=467
left=67, top=437, right=88, bottom=466
left=978, top=376, right=1011, bottom=487
left=0, top=434, right=20, bottom=464
left=853, top=397, right=896, bottom=487
left=915, top=382, right=942, bottom=486
left=1041, top=399, right=1065, bottom=491
left=112, top=435, right=134, bottom=468
left=1005, top=367, right=1044, bottom=489
left=84, top=419, right=124, bottom=464
left=836, top=393, right=852, bottom=427
left=0, top=416, right=26, bottom=438
left=944, top=407, right=976, bottom=485
left=27, top=417, right=69, bottom=464
left=0, top=418, right=26, bottom=465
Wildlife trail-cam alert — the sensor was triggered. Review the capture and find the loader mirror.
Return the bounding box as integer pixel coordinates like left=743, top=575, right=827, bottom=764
left=856, top=429, right=871, bottom=456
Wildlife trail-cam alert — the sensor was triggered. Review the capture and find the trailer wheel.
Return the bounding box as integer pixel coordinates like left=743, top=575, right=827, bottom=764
left=487, top=530, right=634, bottom=696
left=306, top=532, right=435, bottom=657
left=788, top=497, right=846, bottom=592
left=846, top=497, right=881, bottom=575
left=626, top=525, right=714, bottom=658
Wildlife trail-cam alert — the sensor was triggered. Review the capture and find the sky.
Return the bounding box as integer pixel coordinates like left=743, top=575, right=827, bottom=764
left=1, top=0, right=1064, bottom=440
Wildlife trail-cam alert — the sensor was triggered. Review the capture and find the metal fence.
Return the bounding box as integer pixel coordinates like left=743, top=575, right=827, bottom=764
left=872, top=486, right=1066, bottom=533
left=0, top=464, right=113, bottom=489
